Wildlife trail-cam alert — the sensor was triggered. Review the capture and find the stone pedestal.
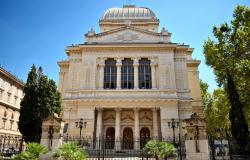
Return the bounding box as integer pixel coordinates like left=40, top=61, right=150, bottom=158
left=40, top=113, right=64, bottom=151
left=185, top=140, right=210, bottom=160
left=184, top=113, right=210, bottom=160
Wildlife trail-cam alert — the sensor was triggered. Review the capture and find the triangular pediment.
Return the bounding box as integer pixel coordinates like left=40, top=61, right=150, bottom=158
left=86, top=26, right=170, bottom=43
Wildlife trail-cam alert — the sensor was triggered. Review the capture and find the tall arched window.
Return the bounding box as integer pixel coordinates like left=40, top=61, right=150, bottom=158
left=139, top=58, right=152, bottom=89
left=104, top=59, right=117, bottom=89
left=121, top=58, right=134, bottom=89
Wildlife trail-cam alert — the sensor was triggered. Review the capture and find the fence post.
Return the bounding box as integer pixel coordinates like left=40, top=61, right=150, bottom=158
left=98, top=136, right=100, bottom=160
left=102, top=137, right=105, bottom=160
left=179, top=133, right=182, bottom=160
left=2, top=134, right=6, bottom=153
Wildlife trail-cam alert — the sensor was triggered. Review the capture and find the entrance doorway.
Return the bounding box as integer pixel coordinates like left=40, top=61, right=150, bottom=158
left=105, top=127, right=115, bottom=149
left=140, top=127, right=150, bottom=149
left=122, top=127, right=133, bottom=149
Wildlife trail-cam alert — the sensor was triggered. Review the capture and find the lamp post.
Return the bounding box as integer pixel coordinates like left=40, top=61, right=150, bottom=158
left=75, top=118, right=87, bottom=140
left=168, top=118, right=179, bottom=145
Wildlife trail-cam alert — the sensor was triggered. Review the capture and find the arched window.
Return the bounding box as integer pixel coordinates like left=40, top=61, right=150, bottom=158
left=104, top=59, right=117, bottom=89
left=139, top=58, right=152, bottom=89
left=121, top=59, right=134, bottom=89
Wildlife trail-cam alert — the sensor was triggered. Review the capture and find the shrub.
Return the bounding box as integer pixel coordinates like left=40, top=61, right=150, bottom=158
left=12, top=143, right=48, bottom=160
left=53, top=142, right=87, bottom=160
left=144, top=140, right=177, bottom=160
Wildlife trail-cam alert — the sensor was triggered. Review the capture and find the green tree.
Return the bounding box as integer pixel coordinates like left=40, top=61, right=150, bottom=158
left=19, top=65, right=61, bottom=143
left=19, top=65, right=41, bottom=142
left=204, top=88, right=231, bottom=139
left=12, top=143, right=48, bottom=160
left=37, top=68, right=61, bottom=120
left=200, top=80, right=212, bottom=109
left=53, top=142, right=87, bottom=160
left=203, top=5, right=250, bottom=147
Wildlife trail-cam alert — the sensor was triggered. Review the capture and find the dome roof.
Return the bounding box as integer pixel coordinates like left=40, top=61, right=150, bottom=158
left=102, top=5, right=157, bottom=20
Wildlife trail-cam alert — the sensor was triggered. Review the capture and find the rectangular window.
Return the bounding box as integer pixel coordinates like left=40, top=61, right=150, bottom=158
left=104, top=59, right=117, bottom=89
left=121, top=59, right=134, bottom=89
left=139, top=58, right=152, bottom=89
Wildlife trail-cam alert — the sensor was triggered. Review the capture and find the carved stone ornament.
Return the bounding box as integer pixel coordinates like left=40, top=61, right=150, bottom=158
left=184, top=113, right=207, bottom=140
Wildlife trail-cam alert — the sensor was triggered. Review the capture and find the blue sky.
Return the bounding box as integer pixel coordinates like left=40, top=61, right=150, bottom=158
left=0, top=0, right=249, bottom=92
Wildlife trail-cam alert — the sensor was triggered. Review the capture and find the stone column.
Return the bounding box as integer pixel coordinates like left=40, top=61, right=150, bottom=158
left=152, top=108, right=159, bottom=138
left=134, top=108, right=140, bottom=150
left=150, top=62, right=157, bottom=89
left=116, top=58, right=122, bottom=89
left=115, top=108, right=121, bottom=150
left=133, top=58, right=139, bottom=89
left=99, top=60, right=105, bottom=89
left=96, top=108, right=103, bottom=138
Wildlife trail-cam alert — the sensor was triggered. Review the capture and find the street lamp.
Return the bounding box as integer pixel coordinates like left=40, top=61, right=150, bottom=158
left=75, top=118, right=87, bottom=139
left=168, top=118, right=179, bottom=145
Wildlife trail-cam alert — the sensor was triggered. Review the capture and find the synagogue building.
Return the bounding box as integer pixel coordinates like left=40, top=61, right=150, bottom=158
left=58, top=5, right=204, bottom=150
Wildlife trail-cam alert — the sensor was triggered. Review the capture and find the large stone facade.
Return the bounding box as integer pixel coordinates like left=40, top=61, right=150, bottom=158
left=58, top=5, right=204, bottom=151
left=0, top=67, right=24, bottom=138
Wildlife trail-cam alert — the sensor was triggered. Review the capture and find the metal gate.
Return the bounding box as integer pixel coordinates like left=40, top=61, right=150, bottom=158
left=64, top=136, right=185, bottom=160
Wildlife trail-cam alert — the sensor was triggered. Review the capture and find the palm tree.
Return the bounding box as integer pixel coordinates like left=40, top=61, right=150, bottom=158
left=12, top=143, right=48, bottom=160
left=144, top=140, right=177, bottom=160
left=159, top=142, right=177, bottom=160
left=144, top=140, right=162, bottom=160
left=53, top=142, right=87, bottom=160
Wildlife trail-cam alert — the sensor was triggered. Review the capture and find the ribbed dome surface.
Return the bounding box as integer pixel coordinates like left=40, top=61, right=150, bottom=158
left=102, top=5, right=157, bottom=20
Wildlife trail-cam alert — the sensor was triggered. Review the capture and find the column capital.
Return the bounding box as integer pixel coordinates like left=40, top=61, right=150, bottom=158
left=133, top=107, right=140, bottom=112
left=152, top=107, right=160, bottom=112
left=96, top=107, right=103, bottom=112
left=59, top=72, right=65, bottom=76
left=115, top=58, right=122, bottom=67
left=115, top=108, right=122, bottom=112
left=97, top=57, right=106, bottom=67
left=150, top=56, right=158, bottom=66
left=133, top=57, right=139, bottom=66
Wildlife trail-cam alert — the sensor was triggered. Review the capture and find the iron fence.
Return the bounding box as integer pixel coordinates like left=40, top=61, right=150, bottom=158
left=208, top=136, right=250, bottom=160
left=0, top=135, right=24, bottom=159
left=64, top=136, right=185, bottom=160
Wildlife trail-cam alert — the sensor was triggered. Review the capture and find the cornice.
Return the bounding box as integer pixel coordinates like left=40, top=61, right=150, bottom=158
left=66, top=43, right=190, bottom=54
left=186, top=60, right=200, bottom=67
left=91, top=26, right=164, bottom=37
left=62, top=98, right=179, bottom=103
left=57, top=60, right=69, bottom=67
left=0, top=100, right=20, bottom=111
left=0, top=67, right=24, bottom=89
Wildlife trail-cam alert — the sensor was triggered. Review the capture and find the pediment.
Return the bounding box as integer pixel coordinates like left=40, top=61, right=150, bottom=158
left=86, top=26, right=170, bottom=43
left=42, top=113, right=62, bottom=127
left=140, top=111, right=152, bottom=122
left=104, top=113, right=115, bottom=123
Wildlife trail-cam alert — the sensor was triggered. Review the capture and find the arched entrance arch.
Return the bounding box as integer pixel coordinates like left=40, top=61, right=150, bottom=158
left=140, top=127, right=150, bottom=149
left=105, top=127, right=115, bottom=149
left=122, top=127, right=133, bottom=149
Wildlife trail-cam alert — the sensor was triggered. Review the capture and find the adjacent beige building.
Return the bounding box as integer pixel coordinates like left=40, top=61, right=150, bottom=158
left=58, top=5, right=204, bottom=150
left=0, top=67, right=24, bottom=138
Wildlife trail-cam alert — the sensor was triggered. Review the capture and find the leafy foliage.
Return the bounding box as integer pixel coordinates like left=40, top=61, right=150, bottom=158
left=200, top=80, right=213, bottom=109
left=159, top=142, right=177, bottom=160
left=53, top=142, right=87, bottom=160
left=144, top=140, right=177, bottom=160
left=19, top=65, right=61, bottom=143
left=203, top=5, right=250, bottom=146
left=12, top=143, right=48, bottom=160
left=201, top=83, right=231, bottom=139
